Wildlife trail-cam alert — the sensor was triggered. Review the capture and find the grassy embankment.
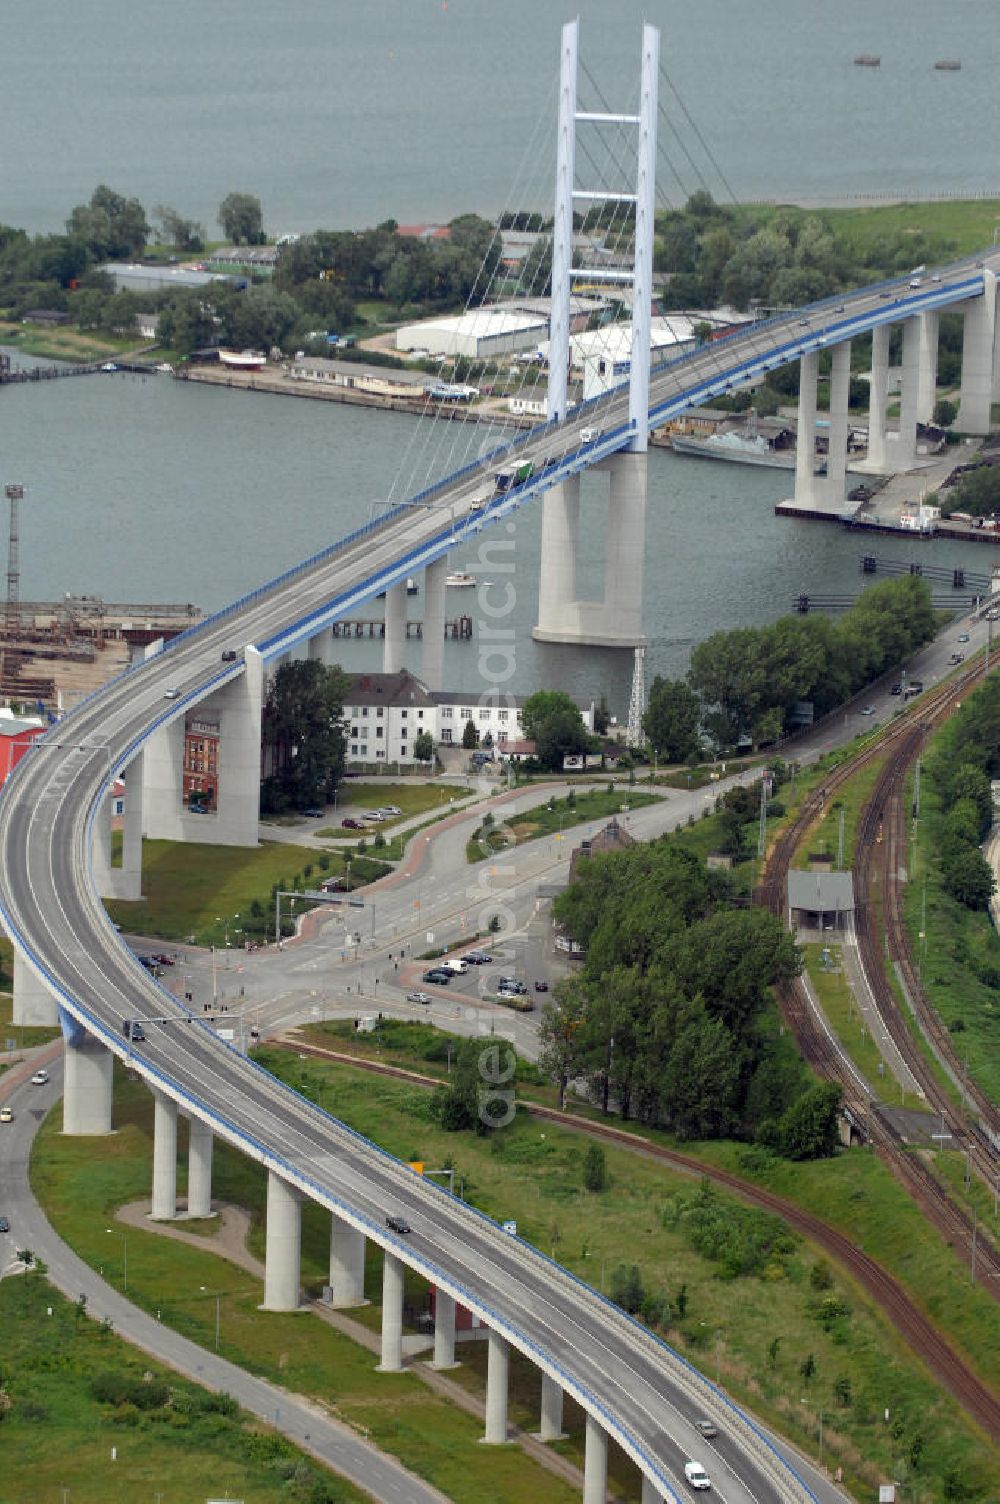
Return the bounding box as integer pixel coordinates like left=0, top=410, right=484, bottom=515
left=0, top=1276, right=367, bottom=1504
left=744, top=197, right=1000, bottom=263
left=0, top=318, right=143, bottom=363
left=904, top=761, right=1000, bottom=1109
left=35, top=1050, right=998, bottom=1504
left=103, top=837, right=391, bottom=948
left=31, top=1074, right=579, bottom=1504
left=466, top=787, right=661, bottom=862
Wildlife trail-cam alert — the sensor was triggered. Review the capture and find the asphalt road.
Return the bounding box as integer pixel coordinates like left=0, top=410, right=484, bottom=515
left=0, top=1055, right=448, bottom=1504
left=3, top=259, right=992, bottom=1504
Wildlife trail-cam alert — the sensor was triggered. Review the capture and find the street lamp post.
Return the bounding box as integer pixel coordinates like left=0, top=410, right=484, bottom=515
left=105, top=1227, right=126, bottom=1292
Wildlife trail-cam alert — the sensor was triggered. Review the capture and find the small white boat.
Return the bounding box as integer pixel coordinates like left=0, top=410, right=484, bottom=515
left=218, top=349, right=266, bottom=369
left=445, top=572, right=477, bottom=588
left=156, top=362, right=174, bottom=374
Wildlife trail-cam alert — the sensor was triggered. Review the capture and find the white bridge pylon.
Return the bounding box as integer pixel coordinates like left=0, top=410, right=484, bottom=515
left=535, top=19, right=659, bottom=649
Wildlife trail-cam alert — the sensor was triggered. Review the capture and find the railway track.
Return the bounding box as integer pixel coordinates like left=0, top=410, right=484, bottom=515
left=758, top=662, right=1000, bottom=1303
left=285, top=1041, right=1000, bottom=1441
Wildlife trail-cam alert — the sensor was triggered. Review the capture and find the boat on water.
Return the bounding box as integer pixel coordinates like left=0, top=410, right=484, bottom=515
left=670, top=410, right=811, bottom=472
left=445, top=572, right=477, bottom=588
left=853, top=53, right=880, bottom=66
left=934, top=58, right=961, bottom=70
left=218, top=349, right=267, bottom=369
left=156, top=362, right=174, bottom=374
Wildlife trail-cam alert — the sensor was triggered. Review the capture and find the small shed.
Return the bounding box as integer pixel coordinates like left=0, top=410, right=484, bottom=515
left=787, top=870, right=855, bottom=932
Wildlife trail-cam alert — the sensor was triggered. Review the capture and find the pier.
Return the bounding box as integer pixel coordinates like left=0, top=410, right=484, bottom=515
left=330, top=616, right=473, bottom=640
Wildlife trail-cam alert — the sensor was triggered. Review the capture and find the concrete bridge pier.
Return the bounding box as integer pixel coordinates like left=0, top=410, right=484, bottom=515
left=12, top=948, right=59, bottom=1027
left=794, top=350, right=819, bottom=504
left=144, top=647, right=263, bottom=847
left=893, top=316, right=921, bottom=470
left=539, top=1372, right=565, bottom=1440
left=262, top=1170, right=303, bottom=1310
left=483, top=1330, right=509, bottom=1442
left=328, top=1214, right=367, bottom=1306
left=93, top=753, right=145, bottom=903
left=824, top=339, right=852, bottom=510
left=186, top=1116, right=214, bottom=1217
left=431, top=1288, right=457, bottom=1368
left=307, top=625, right=335, bottom=666
left=958, top=269, right=998, bottom=433
left=63, top=1032, right=113, bottom=1136
left=584, top=1413, right=609, bottom=1503
left=862, top=322, right=890, bottom=472
left=531, top=455, right=645, bottom=646
left=421, top=556, right=449, bottom=690
left=151, top=1089, right=178, bottom=1219
left=916, top=309, right=940, bottom=422
left=534, top=476, right=580, bottom=638
left=378, top=1250, right=405, bottom=1371
left=383, top=582, right=407, bottom=673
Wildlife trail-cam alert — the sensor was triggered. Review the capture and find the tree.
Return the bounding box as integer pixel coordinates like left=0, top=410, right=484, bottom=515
left=609, top=1263, right=645, bottom=1314
left=521, top=690, right=593, bottom=771
left=154, top=204, right=205, bottom=253
left=67, top=185, right=149, bottom=260
left=582, top=1142, right=607, bottom=1192
left=932, top=397, right=957, bottom=427
left=218, top=192, right=265, bottom=246
left=643, top=676, right=701, bottom=762
left=414, top=729, right=434, bottom=762
left=261, top=660, right=349, bottom=811
left=462, top=718, right=479, bottom=749
left=771, top=1081, right=842, bottom=1160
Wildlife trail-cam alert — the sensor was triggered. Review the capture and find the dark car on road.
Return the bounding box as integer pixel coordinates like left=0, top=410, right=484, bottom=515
left=0, top=1216, right=9, bottom=1233
left=422, top=968, right=452, bottom=985
left=534, top=980, right=549, bottom=992
left=386, top=1214, right=411, bottom=1234
left=342, top=817, right=365, bottom=830
left=463, top=950, right=493, bottom=964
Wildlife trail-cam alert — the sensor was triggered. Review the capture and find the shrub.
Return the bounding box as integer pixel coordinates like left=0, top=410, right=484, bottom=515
left=609, top=1263, right=645, bottom=1314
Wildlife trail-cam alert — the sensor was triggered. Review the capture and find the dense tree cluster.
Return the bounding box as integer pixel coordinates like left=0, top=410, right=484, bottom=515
left=538, top=843, right=836, bottom=1148
left=260, top=660, right=349, bottom=814
left=643, top=575, right=937, bottom=757
left=924, top=678, right=999, bottom=910
left=520, top=690, right=595, bottom=770
left=939, top=462, right=1000, bottom=519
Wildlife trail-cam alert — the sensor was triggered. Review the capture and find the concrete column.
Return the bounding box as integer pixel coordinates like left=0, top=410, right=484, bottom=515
left=378, top=1251, right=405, bottom=1371
left=795, top=350, right=818, bottom=504
left=328, top=1214, right=367, bottom=1307
left=641, top=1476, right=662, bottom=1504
left=916, top=309, right=940, bottom=422
left=539, top=1372, right=564, bottom=1440
left=186, top=1116, right=213, bottom=1218
left=432, top=1289, right=456, bottom=1369
left=421, top=556, right=448, bottom=692
left=895, top=316, right=921, bottom=470
left=533, top=476, right=580, bottom=640
left=262, top=1169, right=302, bottom=1311
left=383, top=582, right=407, bottom=674
left=144, top=647, right=263, bottom=847
left=824, top=339, right=851, bottom=509
left=866, top=321, right=890, bottom=471
left=958, top=271, right=997, bottom=433
left=63, top=1034, right=113, bottom=1136
left=12, top=948, right=59, bottom=1027
left=484, top=1330, right=509, bottom=1443
left=307, top=626, right=334, bottom=664
left=151, top=1088, right=178, bottom=1220
left=601, top=451, right=646, bottom=645
left=584, top=1413, right=609, bottom=1504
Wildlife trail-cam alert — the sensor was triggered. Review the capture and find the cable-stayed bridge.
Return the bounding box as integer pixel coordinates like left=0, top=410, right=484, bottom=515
left=5, top=17, right=1000, bottom=1504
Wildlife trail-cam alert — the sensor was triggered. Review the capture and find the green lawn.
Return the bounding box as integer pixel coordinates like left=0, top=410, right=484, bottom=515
left=740, top=197, right=1000, bottom=265
left=32, top=1073, right=580, bottom=1504
left=0, top=1278, right=366, bottom=1504
left=466, top=788, right=661, bottom=863
left=313, top=780, right=469, bottom=834
left=104, top=838, right=320, bottom=947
